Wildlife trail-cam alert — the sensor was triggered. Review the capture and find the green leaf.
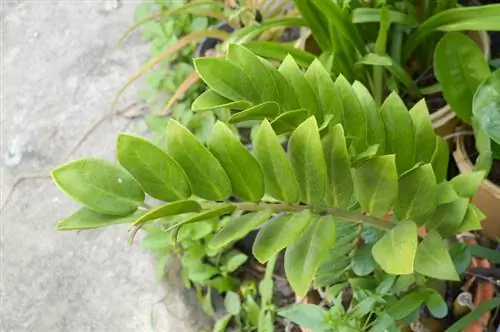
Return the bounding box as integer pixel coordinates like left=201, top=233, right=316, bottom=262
left=270, top=109, right=309, bottom=134
left=165, top=205, right=236, bottom=232
left=473, top=68, right=500, bottom=145
left=352, top=81, right=386, bottom=152
left=387, top=290, right=427, bottom=320
left=304, top=59, right=338, bottom=122
left=228, top=101, right=279, bottom=124
left=132, top=200, right=201, bottom=227
left=252, top=210, right=314, bottom=263
left=379, top=93, right=415, bottom=174
left=191, top=89, right=252, bottom=112
left=166, top=119, right=231, bottom=200
left=350, top=144, right=380, bottom=167
left=265, top=62, right=301, bottom=112
left=213, top=314, right=232, bottom=332
left=279, top=55, right=322, bottom=122
left=469, top=244, right=500, bottom=264
left=227, top=44, right=279, bottom=104
left=56, top=207, right=144, bottom=230
left=187, top=263, right=219, bottom=282
left=285, top=216, right=336, bottom=296
left=116, top=133, right=190, bottom=201
left=52, top=158, right=144, bottom=216
left=259, top=312, right=274, bottom=332
left=208, top=210, right=273, bottom=250
left=278, top=304, right=328, bottom=330
left=394, top=164, right=437, bottom=223
left=430, top=136, right=450, bottom=183
left=446, top=297, right=500, bottom=332
left=335, top=75, right=367, bottom=152
left=472, top=117, right=493, bottom=173
left=450, top=171, right=486, bottom=198
left=434, top=32, right=490, bottom=122
left=288, top=117, right=328, bottom=206
left=450, top=243, right=472, bottom=274
left=254, top=120, right=299, bottom=203
left=456, top=204, right=484, bottom=233
left=409, top=100, right=436, bottom=164
left=352, top=155, right=398, bottom=219
left=414, top=229, right=460, bottom=281
left=425, top=289, right=448, bottom=319
left=352, top=8, right=418, bottom=25
left=141, top=231, right=172, bottom=250
left=352, top=244, right=376, bottom=276
left=194, top=58, right=260, bottom=103
left=322, top=124, right=353, bottom=209
left=208, top=121, right=264, bottom=201
left=436, top=182, right=460, bottom=205
left=372, top=220, right=418, bottom=275
left=244, top=41, right=316, bottom=68
left=222, top=250, right=248, bottom=273
left=224, top=291, right=241, bottom=315
left=426, top=198, right=468, bottom=237
left=293, top=0, right=332, bottom=51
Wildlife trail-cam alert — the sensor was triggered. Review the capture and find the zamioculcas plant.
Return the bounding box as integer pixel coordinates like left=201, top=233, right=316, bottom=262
left=52, top=45, right=485, bottom=299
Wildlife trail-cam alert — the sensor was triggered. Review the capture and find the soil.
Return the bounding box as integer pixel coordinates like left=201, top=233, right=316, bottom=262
left=464, top=135, right=500, bottom=185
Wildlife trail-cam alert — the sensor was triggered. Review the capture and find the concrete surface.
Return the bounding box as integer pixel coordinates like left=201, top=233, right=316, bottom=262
left=1, top=1, right=209, bottom=331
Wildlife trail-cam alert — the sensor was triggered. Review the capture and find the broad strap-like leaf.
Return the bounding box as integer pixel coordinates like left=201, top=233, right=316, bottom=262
left=430, top=136, right=449, bottom=183
left=409, top=100, right=436, bottom=164
left=116, top=133, right=191, bottom=201
left=192, top=89, right=252, bottom=112
left=352, top=81, right=386, bottom=153
left=288, top=117, right=328, bottom=207
left=322, top=124, right=353, bottom=209
left=379, top=93, right=415, bottom=174
left=394, top=164, right=437, bottom=223
left=51, top=158, right=144, bottom=216
left=56, top=208, right=144, bottom=230
left=244, top=41, right=316, bottom=69
left=279, top=55, right=322, bottom=122
left=208, top=121, right=265, bottom=201
left=254, top=120, right=299, bottom=203
left=353, top=155, right=398, bottom=219
left=335, top=75, right=368, bottom=153
left=227, top=44, right=279, bottom=104
left=434, top=32, right=490, bottom=122
left=166, top=119, right=231, bottom=201
left=285, top=215, right=336, bottom=296
left=414, top=229, right=460, bottom=281
left=194, top=58, right=260, bottom=104
left=270, top=109, right=309, bottom=134
left=252, top=210, right=314, bottom=263
left=165, top=205, right=236, bottom=232
left=132, top=200, right=202, bottom=227
left=450, top=171, right=486, bottom=198
left=304, top=59, right=338, bottom=123
left=228, top=102, right=279, bottom=124
left=209, top=210, right=273, bottom=250
left=426, top=198, right=469, bottom=238
left=473, top=68, right=500, bottom=145
left=372, top=220, right=418, bottom=275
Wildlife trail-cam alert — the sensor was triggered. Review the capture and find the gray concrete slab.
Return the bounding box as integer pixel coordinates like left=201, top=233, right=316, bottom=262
left=1, top=1, right=209, bottom=331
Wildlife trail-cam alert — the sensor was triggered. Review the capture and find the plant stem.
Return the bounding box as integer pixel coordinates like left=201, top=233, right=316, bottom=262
left=200, top=202, right=392, bottom=231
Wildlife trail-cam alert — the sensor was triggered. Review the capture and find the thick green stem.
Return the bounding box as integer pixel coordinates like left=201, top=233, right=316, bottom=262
left=200, top=201, right=392, bottom=231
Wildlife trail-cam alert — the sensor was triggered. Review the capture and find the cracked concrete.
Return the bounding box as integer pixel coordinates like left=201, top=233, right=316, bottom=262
left=1, top=1, right=209, bottom=331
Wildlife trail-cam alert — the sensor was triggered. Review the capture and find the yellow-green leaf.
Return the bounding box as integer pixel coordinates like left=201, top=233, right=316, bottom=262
left=192, top=90, right=252, bottom=112
left=304, top=58, right=337, bottom=123
left=132, top=200, right=201, bottom=227
left=409, top=100, right=436, bottom=164
left=57, top=208, right=144, bottom=230
left=165, top=204, right=236, bottom=232
left=450, top=171, right=486, bottom=198
left=270, top=109, right=309, bottom=134
left=228, top=102, right=279, bottom=124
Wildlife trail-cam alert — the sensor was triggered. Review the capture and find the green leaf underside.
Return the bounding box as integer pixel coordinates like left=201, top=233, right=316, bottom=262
left=166, top=119, right=231, bottom=200
left=228, top=101, right=280, bottom=124
left=271, top=109, right=309, bottom=134
left=285, top=216, right=336, bottom=296
left=165, top=205, right=236, bottom=232
left=208, top=121, right=264, bottom=201
left=192, top=89, right=252, bottom=112
left=51, top=158, right=144, bottom=216
left=57, top=207, right=144, bottom=230
left=132, top=200, right=201, bottom=226
left=116, top=133, right=191, bottom=201
left=427, top=198, right=468, bottom=237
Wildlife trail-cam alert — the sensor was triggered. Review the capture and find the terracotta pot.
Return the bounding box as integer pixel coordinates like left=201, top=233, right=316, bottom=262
left=454, top=135, right=500, bottom=240
left=430, top=30, right=490, bottom=138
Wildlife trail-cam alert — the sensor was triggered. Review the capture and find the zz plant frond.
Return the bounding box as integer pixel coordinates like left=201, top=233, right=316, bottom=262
left=52, top=45, right=486, bottom=296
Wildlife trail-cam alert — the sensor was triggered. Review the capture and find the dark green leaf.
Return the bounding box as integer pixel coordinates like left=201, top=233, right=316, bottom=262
left=166, top=119, right=231, bottom=200
left=253, top=211, right=314, bottom=263
left=194, top=58, right=260, bottom=103
left=426, top=289, right=448, bottom=319
left=254, top=120, right=299, bottom=203
left=446, top=297, right=500, bottom=332
left=191, top=89, right=252, bottom=112
left=379, top=93, right=415, bottom=174
left=208, top=121, right=264, bottom=201
left=387, top=290, right=427, bottom=320
left=434, top=32, right=490, bottom=122
left=285, top=216, right=336, bottom=296
left=244, top=41, right=316, bottom=68
left=352, top=8, right=418, bottom=25
left=449, top=243, right=472, bottom=274
left=209, top=210, right=273, bottom=250
left=132, top=200, right=201, bottom=226
left=352, top=155, right=398, bottom=218
left=473, top=68, right=500, bottom=144
left=288, top=117, right=328, bottom=207
left=372, top=220, right=418, bottom=275
left=56, top=207, right=144, bottom=230
left=426, top=198, right=468, bottom=237
left=415, top=229, right=460, bottom=281
left=469, top=244, right=500, bottom=264
left=293, top=0, right=332, bottom=51
left=228, top=101, right=280, bottom=123
left=352, top=245, right=376, bottom=276
left=52, top=158, right=144, bottom=216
